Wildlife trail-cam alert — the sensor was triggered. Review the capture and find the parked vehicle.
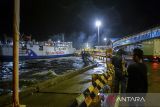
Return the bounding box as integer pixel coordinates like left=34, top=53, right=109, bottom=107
left=142, top=38, right=160, bottom=62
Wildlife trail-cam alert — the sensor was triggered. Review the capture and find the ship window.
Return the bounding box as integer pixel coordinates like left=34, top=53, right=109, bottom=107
left=39, top=46, right=43, bottom=50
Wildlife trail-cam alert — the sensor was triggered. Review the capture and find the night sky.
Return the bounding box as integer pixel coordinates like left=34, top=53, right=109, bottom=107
left=0, top=0, right=160, bottom=42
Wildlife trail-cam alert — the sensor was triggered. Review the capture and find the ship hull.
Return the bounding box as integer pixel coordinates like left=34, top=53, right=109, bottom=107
left=0, top=42, right=76, bottom=62
left=0, top=54, right=73, bottom=62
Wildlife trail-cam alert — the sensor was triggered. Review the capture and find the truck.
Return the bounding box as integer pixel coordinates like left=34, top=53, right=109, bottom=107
left=142, top=38, right=160, bottom=62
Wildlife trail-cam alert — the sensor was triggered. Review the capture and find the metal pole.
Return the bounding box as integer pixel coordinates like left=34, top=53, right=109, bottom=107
left=62, top=34, right=64, bottom=42
left=98, top=26, right=99, bottom=46
left=13, top=0, right=20, bottom=106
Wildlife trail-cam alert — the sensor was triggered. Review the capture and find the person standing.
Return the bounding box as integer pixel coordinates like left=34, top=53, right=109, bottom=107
left=81, top=50, right=88, bottom=66
left=126, top=48, right=148, bottom=107
left=127, top=48, right=148, bottom=93
left=112, top=49, right=127, bottom=93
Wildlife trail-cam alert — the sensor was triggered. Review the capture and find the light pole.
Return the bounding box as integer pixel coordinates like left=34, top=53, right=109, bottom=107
left=104, top=37, right=107, bottom=46
left=13, top=0, right=20, bottom=106
left=95, top=20, right=101, bottom=46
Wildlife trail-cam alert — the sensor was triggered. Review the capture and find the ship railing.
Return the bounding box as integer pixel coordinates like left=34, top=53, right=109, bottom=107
left=0, top=43, right=13, bottom=47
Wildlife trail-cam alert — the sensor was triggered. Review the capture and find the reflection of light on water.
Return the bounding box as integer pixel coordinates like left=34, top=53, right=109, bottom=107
left=72, top=61, right=84, bottom=69
left=152, top=62, right=160, bottom=72
left=2, top=62, right=13, bottom=67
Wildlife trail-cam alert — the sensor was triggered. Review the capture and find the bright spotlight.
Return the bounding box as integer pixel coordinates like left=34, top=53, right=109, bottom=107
left=95, top=20, right=101, bottom=27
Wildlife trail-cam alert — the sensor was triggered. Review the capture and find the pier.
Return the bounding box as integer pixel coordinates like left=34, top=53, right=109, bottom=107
left=0, top=1, right=160, bottom=106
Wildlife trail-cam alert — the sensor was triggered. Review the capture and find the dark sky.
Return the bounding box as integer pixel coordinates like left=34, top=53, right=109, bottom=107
left=0, top=0, right=160, bottom=41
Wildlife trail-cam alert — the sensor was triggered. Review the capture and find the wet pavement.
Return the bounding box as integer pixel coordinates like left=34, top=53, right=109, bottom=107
left=147, top=62, right=160, bottom=93
left=127, top=60, right=160, bottom=93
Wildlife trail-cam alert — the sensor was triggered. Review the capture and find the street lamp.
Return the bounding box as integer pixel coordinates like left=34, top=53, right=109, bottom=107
left=95, top=20, right=101, bottom=45
left=86, top=42, right=89, bottom=48
left=104, top=37, right=107, bottom=46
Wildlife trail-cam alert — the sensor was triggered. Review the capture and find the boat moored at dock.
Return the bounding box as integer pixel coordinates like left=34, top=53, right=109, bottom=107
left=0, top=41, right=76, bottom=61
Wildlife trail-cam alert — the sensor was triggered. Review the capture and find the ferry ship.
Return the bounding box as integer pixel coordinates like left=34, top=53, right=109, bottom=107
left=0, top=41, right=76, bottom=61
